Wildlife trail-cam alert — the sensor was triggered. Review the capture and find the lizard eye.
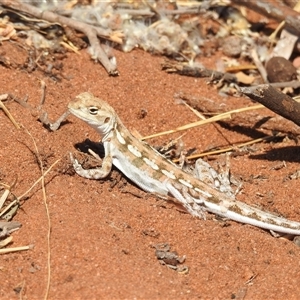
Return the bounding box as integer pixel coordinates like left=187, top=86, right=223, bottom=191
left=89, top=107, right=98, bottom=115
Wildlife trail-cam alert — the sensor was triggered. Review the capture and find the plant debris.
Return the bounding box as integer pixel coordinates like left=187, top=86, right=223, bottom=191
left=154, top=243, right=188, bottom=273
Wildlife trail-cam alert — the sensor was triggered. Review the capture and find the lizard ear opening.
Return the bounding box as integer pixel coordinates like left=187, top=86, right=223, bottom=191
left=89, top=107, right=99, bottom=115
left=104, top=117, right=110, bottom=123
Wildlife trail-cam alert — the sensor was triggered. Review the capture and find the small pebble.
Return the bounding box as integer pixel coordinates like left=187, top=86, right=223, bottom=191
left=222, top=36, right=242, bottom=57
left=293, top=56, right=300, bottom=69
left=266, top=56, right=297, bottom=82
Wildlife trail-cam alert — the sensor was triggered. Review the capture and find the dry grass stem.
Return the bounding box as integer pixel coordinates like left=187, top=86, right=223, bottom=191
left=0, top=177, right=18, bottom=210
left=22, top=127, right=52, bottom=300
left=142, top=104, right=264, bottom=140
left=143, top=96, right=300, bottom=161
left=17, top=159, right=60, bottom=200
left=181, top=101, right=206, bottom=120
left=0, top=199, right=18, bottom=218
left=270, top=1, right=300, bottom=40
left=250, top=47, right=268, bottom=83
left=60, top=40, right=81, bottom=54
left=0, top=98, right=20, bottom=129
left=0, top=189, right=10, bottom=211
left=0, top=244, right=34, bottom=254
left=0, top=126, right=60, bottom=261
left=143, top=94, right=300, bottom=141
left=21, top=127, right=51, bottom=298
left=0, top=236, right=13, bottom=248
left=173, top=135, right=274, bottom=162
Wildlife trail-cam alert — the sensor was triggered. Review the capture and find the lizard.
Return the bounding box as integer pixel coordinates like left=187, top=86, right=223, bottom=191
left=68, top=92, right=300, bottom=236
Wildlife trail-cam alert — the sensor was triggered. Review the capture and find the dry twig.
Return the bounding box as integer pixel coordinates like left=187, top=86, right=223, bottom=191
left=240, top=84, right=300, bottom=127
left=269, top=81, right=300, bottom=89
left=0, top=244, right=33, bottom=254
left=142, top=104, right=265, bottom=140
left=23, top=127, right=53, bottom=300
left=116, top=7, right=205, bottom=17
left=250, top=47, right=268, bottom=83
left=173, top=135, right=276, bottom=162
left=162, top=61, right=237, bottom=83
left=0, top=94, right=20, bottom=129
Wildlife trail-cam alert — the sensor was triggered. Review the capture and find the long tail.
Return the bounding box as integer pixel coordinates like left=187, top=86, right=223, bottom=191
left=167, top=181, right=300, bottom=235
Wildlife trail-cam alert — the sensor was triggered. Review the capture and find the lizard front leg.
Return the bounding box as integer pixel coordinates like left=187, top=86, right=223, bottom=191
left=70, top=150, right=113, bottom=180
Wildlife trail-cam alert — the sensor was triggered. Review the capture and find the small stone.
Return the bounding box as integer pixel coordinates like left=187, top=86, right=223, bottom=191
left=293, top=56, right=300, bottom=69
left=266, top=56, right=297, bottom=82
left=222, top=36, right=242, bottom=57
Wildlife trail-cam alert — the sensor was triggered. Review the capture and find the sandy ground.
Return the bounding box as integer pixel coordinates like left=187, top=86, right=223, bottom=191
left=1, top=38, right=300, bottom=300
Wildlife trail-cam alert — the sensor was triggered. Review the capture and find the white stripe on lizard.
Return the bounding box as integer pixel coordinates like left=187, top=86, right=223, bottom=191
left=68, top=92, right=300, bottom=236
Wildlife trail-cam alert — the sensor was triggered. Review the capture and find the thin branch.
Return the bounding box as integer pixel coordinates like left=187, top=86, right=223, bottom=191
left=269, top=80, right=300, bottom=89
left=17, top=158, right=60, bottom=200
left=116, top=7, right=205, bottom=17
left=23, top=127, right=52, bottom=300
left=172, top=135, right=276, bottom=162
left=142, top=104, right=263, bottom=140
left=162, top=61, right=237, bottom=83
left=0, top=94, right=20, bottom=129
left=0, top=244, right=33, bottom=254
left=250, top=47, right=268, bottom=83
left=240, top=84, right=300, bottom=127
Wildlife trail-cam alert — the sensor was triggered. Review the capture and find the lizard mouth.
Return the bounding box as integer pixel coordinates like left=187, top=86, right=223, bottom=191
left=68, top=106, right=88, bottom=121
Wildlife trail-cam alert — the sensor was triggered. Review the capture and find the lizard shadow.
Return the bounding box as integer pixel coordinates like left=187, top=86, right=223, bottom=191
left=249, top=146, right=300, bottom=163
left=74, top=139, right=123, bottom=175
left=74, top=139, right=105, bottom=157
left=218, top=121, right=300, bottom=163
left=218, top=119, right=275, bottom=140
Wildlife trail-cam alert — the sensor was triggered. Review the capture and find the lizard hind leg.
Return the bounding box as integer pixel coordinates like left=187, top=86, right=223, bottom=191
left=165, top=180, right=207, bottom=220
left=193, top=157, right=235, bottom=199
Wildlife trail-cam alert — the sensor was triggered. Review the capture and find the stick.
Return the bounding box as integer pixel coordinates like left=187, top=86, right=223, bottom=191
left=240, top=84, right=300, bottom=127
left=162, top=61, right=237, bottom=83
left=0, top=244, right=33, bottom=254
left=250, top=47, right=268, bottom=83
left=17, top=158, right=60, bottom=200
left=269, top=80, right=300, bottom=89
left=0, top=101, right=20, bottom=129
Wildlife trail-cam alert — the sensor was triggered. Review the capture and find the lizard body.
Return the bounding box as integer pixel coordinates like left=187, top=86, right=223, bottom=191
left=68, top=92, right=300, bottom=235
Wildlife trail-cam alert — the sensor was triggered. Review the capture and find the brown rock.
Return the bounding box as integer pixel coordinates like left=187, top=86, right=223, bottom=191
left=266, top=56, right=297, bottom=82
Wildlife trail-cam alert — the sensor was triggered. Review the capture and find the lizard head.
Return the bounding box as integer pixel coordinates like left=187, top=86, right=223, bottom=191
left=68, top=92, right=116, bottom=139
